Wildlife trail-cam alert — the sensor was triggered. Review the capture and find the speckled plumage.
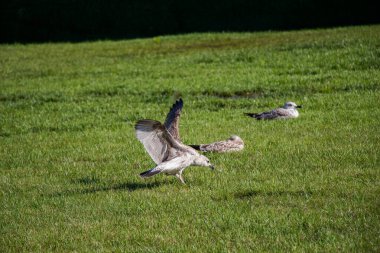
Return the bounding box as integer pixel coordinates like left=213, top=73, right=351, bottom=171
left=190, top=135, right=244, bottom=153
left=245, top=101, right=302, bottom=120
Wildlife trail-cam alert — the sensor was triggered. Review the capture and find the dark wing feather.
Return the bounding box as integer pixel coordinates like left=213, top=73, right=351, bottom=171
left=140, top=167, right=162, bottom=177
left=244, top=111, right=274, bottom=120
left=189, top=144, right=201, bottom=150
left=164, top=99, right=183, bottom=141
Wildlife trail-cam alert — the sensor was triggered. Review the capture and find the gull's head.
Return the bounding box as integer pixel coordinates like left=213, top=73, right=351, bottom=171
left=229, top=135, right=240, bottom=141
left=228, top=135, right=244, bottom=144
left=194, top=155, right=214, bottom=170
left=283, top=101, right=302, bottom=109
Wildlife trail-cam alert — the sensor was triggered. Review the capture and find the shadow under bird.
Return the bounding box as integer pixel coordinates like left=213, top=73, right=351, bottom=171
left=135, top=101, right=214, bottom=184
left=245, top=101, right=302, bottom=120
left=166, top=99, right=244, bottom=152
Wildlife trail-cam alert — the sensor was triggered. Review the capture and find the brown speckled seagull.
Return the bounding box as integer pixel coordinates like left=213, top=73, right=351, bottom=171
left=245, top=101, right=302, bottom=120
left=165, top=99, right=244, bottom=153
left=189, top=135, right=244, bottom=153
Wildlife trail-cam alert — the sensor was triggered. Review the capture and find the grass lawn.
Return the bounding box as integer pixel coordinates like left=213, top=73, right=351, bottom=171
left=1, top=25, right=379, bottom=252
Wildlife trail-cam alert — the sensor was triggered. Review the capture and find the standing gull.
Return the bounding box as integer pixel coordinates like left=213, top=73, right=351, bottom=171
left=245, top=101, right=302, bottom=120
left=165, top=99, right=244, bottom=152
left=135, top=119, right=214, bottom=184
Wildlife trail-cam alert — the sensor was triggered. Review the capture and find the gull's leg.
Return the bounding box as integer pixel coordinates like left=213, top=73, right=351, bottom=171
left=175, top=173, right=185, bottom=184
left=179, top=174, right=185, bottom=184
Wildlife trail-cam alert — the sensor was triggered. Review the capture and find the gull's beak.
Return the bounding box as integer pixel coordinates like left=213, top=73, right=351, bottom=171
left=210, top=164, right=215, bottom=170
left=297, top=105, right=302, bottom=108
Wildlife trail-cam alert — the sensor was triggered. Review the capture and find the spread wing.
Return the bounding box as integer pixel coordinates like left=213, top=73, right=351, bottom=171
left=164, top=98, right=183, bottom=141
left=135, top=119, right=193, bottom=164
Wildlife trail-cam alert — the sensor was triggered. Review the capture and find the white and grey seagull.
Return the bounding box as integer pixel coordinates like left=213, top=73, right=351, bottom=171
left=135, top=105, right=214, bottom=184
left=245, top=101, right=302, bottom=120
left=165, top=99, right=244, bottom=152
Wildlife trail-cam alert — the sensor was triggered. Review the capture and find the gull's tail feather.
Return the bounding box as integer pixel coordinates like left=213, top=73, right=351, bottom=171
left=244, top=112, right=256, bottom=117
left=244, top=112, right=262, bottom=119
left=140, top=168, right=162, bottom=178
left=189, top=144, right=201, bottom=150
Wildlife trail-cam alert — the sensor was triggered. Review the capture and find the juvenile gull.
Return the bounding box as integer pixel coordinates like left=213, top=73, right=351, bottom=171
left=245, top=101, right=302, bottom=120
left=190, top=135, right=244, bottom=153
left=135, top=120, right=214, bottom=184
left=165, top=99, right=244, bottom=152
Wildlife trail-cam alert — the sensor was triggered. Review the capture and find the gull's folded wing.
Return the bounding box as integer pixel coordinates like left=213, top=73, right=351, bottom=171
left=248, top=108, right=290, bottom=120
left=271, top=108, right=292, bottom=118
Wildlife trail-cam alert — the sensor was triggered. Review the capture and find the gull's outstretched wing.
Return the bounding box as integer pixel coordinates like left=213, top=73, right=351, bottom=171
left=164, top=98, right=183, bottom=141
left=135, top=120, right=170, bottom=164
left=135, top=119, right=192, bottom=164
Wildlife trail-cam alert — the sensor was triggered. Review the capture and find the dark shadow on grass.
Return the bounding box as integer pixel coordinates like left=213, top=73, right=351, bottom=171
left=73, top=177, right=101, bottom=185
left=211, top=189, right=313, bottom=202
left=48, top=181, right=162, bottom=197
left=234, top=189, right=313, bottom=199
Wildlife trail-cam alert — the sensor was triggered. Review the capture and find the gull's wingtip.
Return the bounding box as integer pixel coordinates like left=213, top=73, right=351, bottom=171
left=140, top=168, right=161, bottom=178
left=189, top=144, right=201, bottom=150
left=135, top=119, right=163, bottom=132
left=175, top=98, right=183, bottom=109
left=244, top=112, right=255, bottom=117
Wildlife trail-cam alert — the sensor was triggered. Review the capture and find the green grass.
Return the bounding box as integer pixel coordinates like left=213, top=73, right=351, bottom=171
left=1, top=25, right=380, bottom=252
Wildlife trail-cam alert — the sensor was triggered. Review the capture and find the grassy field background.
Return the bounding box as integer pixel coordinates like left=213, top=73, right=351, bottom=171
left=1, top=25, right=379, bottom=252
